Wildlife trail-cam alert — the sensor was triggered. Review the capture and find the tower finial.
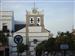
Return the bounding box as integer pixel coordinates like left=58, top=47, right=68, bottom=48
left=32, top=0, right=37, bottom=13
left=34, top=0, right=35, bottom=9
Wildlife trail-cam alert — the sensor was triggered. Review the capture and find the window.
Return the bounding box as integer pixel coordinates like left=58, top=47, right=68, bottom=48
left=37, top=17, right=40, bottom=23
left=2, top=23, right=7, bottom=31
left=37, top=17, right=40, bottom=26
left=30, top=17, right=34, bottom=24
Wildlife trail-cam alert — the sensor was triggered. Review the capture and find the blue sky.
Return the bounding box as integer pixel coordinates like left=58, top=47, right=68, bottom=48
left=0, top=0, right=75, bottom=36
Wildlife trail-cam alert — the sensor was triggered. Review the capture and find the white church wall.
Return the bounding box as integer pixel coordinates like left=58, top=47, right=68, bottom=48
left=9, top=36, right=26, bottom=56
left=29, top=26, right=41, bottom=32
left=14, top=31, right=49, bottom=45
left=29, top=32, right=49, bottom=36
left=16, top=28, right=26, bottom=32
left=10, top=32, right=49, bottom=56
left=28, top=36, right=49, bottom=56
left=9, top=36, right=17, bottom=56
left=15, top=26, right=41, bottom=33
left=22, top=36, right=26, bottom=44
left=29, top=36, right=48, bottom=41
left=13, top=32, right=26, bottom=36
left=14, top=32, right=49, bottom=36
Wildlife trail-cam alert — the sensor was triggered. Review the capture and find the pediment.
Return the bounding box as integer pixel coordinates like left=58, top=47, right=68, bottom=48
left=16, top=27, right=26, bottom=32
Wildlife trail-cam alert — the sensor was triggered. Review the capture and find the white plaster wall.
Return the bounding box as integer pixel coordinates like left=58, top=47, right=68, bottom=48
left=13, top=31, right=49, bottom=45
left=12, top=27, right=49, bottom=56
left=0, top=16, right=12, bottom=19
left=29, top=36, right=49, bottom=56
left=29, top=32, right=49, bottom=36
left=16, top=26, right=41, bottom=33
left=0, top=11, right=13, bottom=16
left=16, top=27, right=26, bottom=32
left=14, top=32, right=49, bottom=37
left=9, top=34, right=49, bottom=56
left=13, top=32, right=26, bottom=37
left=0, top=11, right=14, bottom=31
left=29, top=36, right=49, bottom=42
left=9, top=36, right=26, bottom=56
left=9, top=36, right=17, bottom=56
left=2, top=20, right=13, bottom=31
left=29, top=26, right=41, bottom=32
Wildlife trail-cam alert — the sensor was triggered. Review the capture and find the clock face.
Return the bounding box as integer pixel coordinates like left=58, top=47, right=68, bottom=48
left=32, top=9, right=37, bottom=13
left=14, top=35, right=23, bottom=44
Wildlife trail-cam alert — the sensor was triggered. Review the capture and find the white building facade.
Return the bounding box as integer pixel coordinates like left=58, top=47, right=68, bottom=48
left=0, top=11, right=14, bottom=31
left=0, top=8, right=50, bottom=56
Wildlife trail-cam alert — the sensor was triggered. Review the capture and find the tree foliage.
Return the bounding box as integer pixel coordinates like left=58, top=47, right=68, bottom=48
left=35, top=31, right=75, bottom=56
left=0, top=31, right=8, bottom=46
left=35, top=40, right=47, bottom=56
left=17, top=43, right=29, bottom=53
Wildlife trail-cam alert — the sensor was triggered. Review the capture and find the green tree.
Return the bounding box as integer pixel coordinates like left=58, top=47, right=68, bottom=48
left=35, top=31, right=75, bottom=56
left=17, top=43, right=29, bottom=56
left=46, top=38, right=56, bottom=56
left=0, top=31, right=8, bottom=46
left=35, top=38, right=56, bottom=56
left=35, top=40, right=47, bottom=56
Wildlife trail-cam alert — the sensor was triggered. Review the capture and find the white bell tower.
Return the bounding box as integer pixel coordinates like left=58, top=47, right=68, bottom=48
left=26, top=8, right=45, bottom=32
